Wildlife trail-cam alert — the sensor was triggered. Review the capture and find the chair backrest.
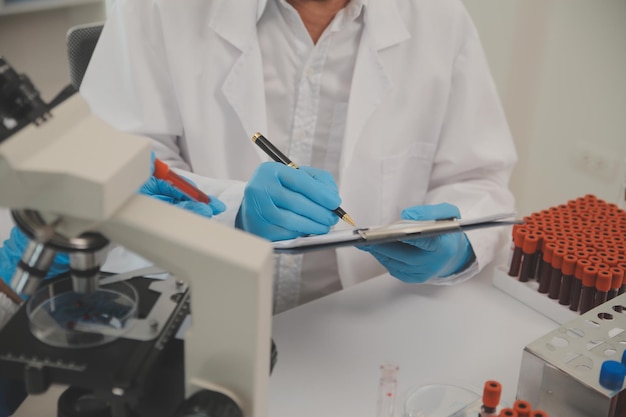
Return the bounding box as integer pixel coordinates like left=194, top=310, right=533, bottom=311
left=66, top=22, right=104, bottom=90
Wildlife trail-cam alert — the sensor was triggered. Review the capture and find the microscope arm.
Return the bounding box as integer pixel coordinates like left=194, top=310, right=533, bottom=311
left=97, top=194, right=274, bottom=417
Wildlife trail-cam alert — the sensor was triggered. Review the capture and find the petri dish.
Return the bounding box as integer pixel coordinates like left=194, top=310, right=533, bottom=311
left=404, top=383, right=481, bottom=417
left=27, top=278, right=138, bottom=348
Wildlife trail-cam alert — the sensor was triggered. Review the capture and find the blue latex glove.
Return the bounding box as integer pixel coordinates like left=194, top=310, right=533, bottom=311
left=359, top=203, right=475, bottom=283
left=139, top=177, right=225, bottom=218
left=139, top=153, right=226, bottom=218
left=0, top=226, right=70, bottom=286
left=236, top=162, right=341, bottom=241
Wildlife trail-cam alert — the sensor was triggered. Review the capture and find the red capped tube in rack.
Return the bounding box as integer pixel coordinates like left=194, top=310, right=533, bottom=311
left=570, top=258, right=591, bottom=312
left=538, top=243, right=556, bottom=294
left=558, top=254, right=577, bottom=306
left=508, top=227, right=527, bottom=277
left=519, top=234, right=539, bottom=283
left=594, top=269, right=612, bottom=308
left=579, top=265, right=598, bottom=314
left=548, top=248, right=566, bottom=300
left=513, top=399, right=532, bottom=417
left=610, top=267, right=625, bottom=300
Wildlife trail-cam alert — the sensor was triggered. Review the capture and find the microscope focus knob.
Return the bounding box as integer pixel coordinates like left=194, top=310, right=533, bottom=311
left=174, top=390, right=243, bottom=417
left=24, top=364, right=50, bottom=394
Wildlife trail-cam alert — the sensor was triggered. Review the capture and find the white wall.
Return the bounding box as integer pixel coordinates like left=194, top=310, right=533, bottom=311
left=464, top=0, right=626, bottom=216
left=0, top=3, right=105, bottom=101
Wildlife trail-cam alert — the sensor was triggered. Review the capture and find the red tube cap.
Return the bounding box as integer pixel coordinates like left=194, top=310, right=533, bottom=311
left=523, top=235, right=539, bottom=254
left=612, top=268, right=625, bottom=290
left=562, top=254, right=577, bottom=276
left=583, top=266, right=598, bottom=287
left=482, top=380, right=502, bottom=408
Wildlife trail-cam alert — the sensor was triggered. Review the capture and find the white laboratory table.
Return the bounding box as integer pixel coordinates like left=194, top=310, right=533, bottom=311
left=14, top=258, right=558, bottom=417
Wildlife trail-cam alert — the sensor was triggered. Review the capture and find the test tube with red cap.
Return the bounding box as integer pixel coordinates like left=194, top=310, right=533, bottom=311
left=579, top=265, right=598, bottom=314
left=513, top=399, right=532, bottom=417
left=497, top=409, right=518, bottom=417
left=558, top=254, right=577, bottom=305
left=537, top=243, right=556, bottom=294
left=509, top=227, right=527, bottom=277
left=608, top=267, right=624, bottom=300
left=618, top=263, right=626, bottom=295
left=593, top=269, right=612, bottom=308
left=479, top=380, right=502, bottom=417
left=570, top=259, right=591, bottom=311
left=153, top=158, right=211, bottom=203
left=547, top=248, right=566, bottom=300
left=519, top=234, right=539, bottom=283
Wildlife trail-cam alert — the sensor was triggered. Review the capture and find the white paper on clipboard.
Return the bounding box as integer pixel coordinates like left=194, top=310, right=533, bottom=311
left=271, top=212, right=519, bottom=253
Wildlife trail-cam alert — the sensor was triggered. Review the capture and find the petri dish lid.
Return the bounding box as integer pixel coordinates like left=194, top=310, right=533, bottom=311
left=27, top=277, right=138, bottom=348
left=404, top=383, right=480, bottom=417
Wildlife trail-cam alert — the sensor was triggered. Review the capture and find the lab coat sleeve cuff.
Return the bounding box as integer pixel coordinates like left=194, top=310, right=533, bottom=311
left=170, top=168, right=246, bottom=227
left=429, top=259, right=480, bottom=286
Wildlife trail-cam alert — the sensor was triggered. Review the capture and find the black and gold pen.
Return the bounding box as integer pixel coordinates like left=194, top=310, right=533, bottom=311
left=252, top=132, right=356, bottom=227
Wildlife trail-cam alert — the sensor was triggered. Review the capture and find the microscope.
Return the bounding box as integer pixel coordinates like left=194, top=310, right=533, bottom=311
left=0, top=57, right=275, bottom=417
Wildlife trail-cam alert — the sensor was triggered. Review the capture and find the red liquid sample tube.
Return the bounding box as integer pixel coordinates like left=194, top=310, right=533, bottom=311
left=579, top=266, right=598, bottom=314
left=538, top=243, right=556, bottom=294
left=570, top=259, right=591, bottom=312
left=508, top=227, right=527, bottom=277
left=519, top=234, right=539, bottom=283
left=548, top=248, right=566, bottom=300
left=558, top=254, right=578, bottom=306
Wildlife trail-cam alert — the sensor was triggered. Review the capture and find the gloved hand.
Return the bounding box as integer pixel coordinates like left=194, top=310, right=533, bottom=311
left=139, top=177, right=226, bottom=218
left=0, top=226, right=70, bottom=286
left=138, top=153, right=226, bottom=219
left=236, top=162, right=341, bottom=241
left=359, top=203, right=475, bottom=283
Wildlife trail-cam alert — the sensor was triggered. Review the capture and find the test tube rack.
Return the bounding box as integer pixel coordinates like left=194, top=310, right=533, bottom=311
left=493, top=194, right=626, bottom=325
left=517, top=290, right=626, bottom=417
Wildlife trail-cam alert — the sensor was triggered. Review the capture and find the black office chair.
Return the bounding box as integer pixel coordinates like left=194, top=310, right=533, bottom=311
left=66, top=22, right=104, bottom=90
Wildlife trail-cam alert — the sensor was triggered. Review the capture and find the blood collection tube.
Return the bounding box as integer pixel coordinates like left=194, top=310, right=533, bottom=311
left=609, top=267, right=625, bottom=300
left=619, top=263, right=626, bottom=295
left=570, top=259, right=591, bottom=312
left=519, top=234, right=539, bottom=283
left=498, top=409, right=518, bottom=417
left=558, top=254, right=577, bottom=306
left=479, top=380, right=501, bottom=417
left=536, top=234, right=556, bottom=278
left=508, top=227, right=527, bottom=277
left=537, top=243, right=556, bottom=294
left=530, top=230, right=545, bottom=279
left=593, top=269, right=612, bottom=308
left=547, top=248, right=566, bottom=300
left=579, top=265, right=598, bottom=314
left=513, top=399, right=531, bottom=417
left=530, top=412, right=548, bottom=417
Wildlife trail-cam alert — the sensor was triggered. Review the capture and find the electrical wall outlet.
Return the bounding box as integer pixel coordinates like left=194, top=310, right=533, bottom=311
left=573, top=143, right=619, bottom=181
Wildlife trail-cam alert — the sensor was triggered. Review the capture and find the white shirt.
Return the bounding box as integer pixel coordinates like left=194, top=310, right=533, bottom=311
left=258, top=0, right=365, bottom=309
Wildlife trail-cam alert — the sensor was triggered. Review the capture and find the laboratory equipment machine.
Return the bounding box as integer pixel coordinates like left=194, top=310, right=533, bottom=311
left=0, top=56, right=276, bottom=417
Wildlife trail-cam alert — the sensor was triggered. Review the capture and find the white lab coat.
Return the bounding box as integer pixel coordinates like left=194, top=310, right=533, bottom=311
left=81, top=0, right=517, bottom=289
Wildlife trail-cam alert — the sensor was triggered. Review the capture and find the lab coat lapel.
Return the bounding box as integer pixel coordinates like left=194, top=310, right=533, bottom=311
left=340, top=1, right=410, bottom=176
left=210, top=0, right=268, bottom=160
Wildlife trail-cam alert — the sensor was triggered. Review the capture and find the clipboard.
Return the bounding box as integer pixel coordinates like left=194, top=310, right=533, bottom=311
left=272, top=212, right=521, bottom=253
